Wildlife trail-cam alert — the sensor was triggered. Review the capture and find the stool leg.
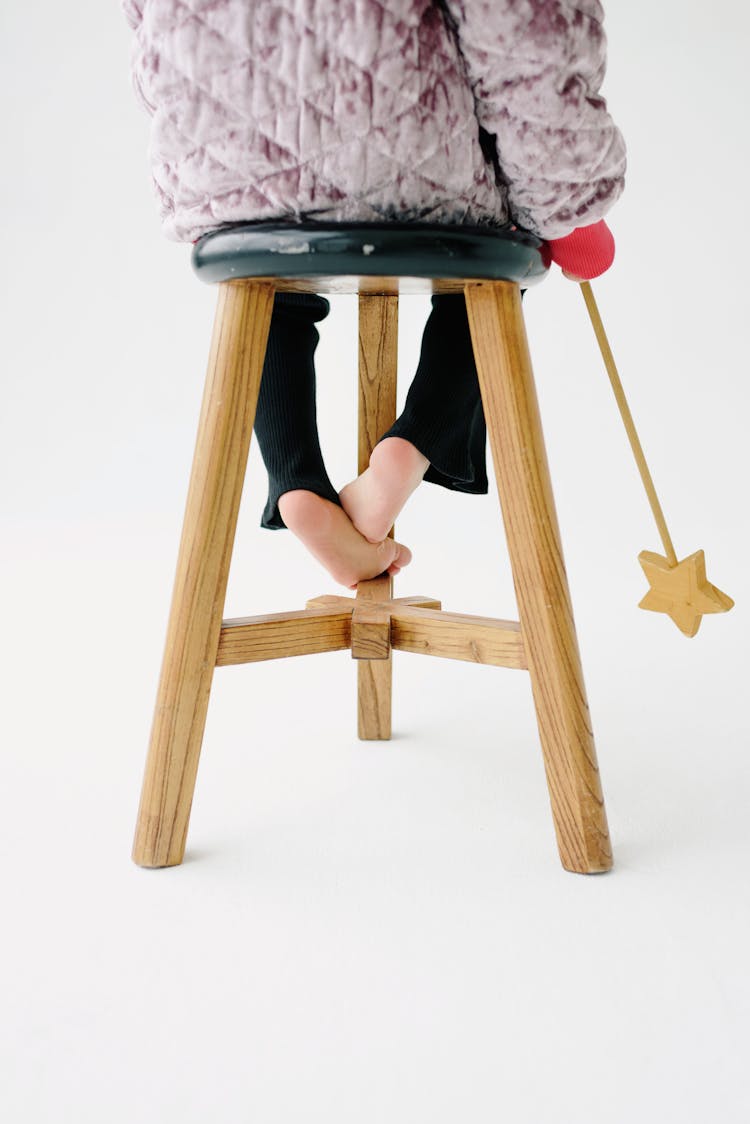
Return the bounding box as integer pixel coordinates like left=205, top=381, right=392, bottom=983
left=356, top=293, right=398, bottom=739
left=132, top=281, right=275, bottom=867
left=464, top=281, right=612, bottom=873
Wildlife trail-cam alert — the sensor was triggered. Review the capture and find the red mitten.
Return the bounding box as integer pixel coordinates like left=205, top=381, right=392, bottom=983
left=545, top=219, right=615, bottom=279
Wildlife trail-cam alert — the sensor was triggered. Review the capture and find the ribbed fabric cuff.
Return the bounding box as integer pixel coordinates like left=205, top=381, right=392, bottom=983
left=546, top=220, right=615, bottom=279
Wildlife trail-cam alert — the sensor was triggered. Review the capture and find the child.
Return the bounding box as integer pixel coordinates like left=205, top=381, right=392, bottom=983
left=123, top=1, right=625, bottom=589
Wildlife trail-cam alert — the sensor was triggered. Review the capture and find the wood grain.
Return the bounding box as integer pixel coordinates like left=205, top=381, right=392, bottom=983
left=464, top=281, right=612, bottom=873
left=132, top=281, right=275, bottom=868
left=389, top=606, right=525, bottom=668
left=355, top=294, right=399, bottom=739
left=351, top=604, right=392, bottom=660
left=217, top=607, right=352, bottom=664
left=304, top=594, right=525, bottom=668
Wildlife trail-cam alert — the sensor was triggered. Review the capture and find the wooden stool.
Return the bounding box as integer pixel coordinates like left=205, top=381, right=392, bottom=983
left=132, top=221, right=611, bottom=875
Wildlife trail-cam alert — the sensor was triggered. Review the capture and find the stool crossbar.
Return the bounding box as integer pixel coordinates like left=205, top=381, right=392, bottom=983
left=132, top=222, right=611, bottom=875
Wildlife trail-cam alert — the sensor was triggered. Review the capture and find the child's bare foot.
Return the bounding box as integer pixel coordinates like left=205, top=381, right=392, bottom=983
left=277, top=489, right=413, bottom=590
left=338, top=437, right=429, bottom=543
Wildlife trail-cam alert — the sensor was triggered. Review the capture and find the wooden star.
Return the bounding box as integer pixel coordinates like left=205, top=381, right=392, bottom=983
left=638, top=549, right=734, bottom=637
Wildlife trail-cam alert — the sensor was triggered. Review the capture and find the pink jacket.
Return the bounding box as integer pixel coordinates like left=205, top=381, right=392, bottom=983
left=123, top=1, right=626, bottom=244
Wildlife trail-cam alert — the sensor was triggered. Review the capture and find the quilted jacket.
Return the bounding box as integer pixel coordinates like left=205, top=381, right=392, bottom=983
left=122, top=0, right=626, bottom=244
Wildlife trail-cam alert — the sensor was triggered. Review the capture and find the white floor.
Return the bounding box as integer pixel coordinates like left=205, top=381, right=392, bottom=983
left=3, top=1, right=750, bottom=1120
left=2, top=496, right=748, bottom=1122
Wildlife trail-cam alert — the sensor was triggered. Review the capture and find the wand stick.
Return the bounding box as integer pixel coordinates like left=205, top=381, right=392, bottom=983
left=576, top=280, right=733, bottom=636
left=579, top=281, right=677, bottom=566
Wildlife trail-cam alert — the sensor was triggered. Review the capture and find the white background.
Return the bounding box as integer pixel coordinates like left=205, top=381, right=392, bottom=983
left=1, top=2, right=749, bottom=1120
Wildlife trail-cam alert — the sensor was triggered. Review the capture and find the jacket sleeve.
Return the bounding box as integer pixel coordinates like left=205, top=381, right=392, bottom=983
left=121, top=0, right=144, bottom=31
left=440, top=0, right=626, bottom=238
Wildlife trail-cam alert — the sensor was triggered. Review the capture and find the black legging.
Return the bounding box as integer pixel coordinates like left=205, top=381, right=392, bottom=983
left=253, top=290, right=490, bottom=530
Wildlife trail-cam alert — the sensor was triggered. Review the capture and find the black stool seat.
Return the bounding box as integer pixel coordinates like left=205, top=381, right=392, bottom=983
left=191, top=220, right=550, bottom=295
